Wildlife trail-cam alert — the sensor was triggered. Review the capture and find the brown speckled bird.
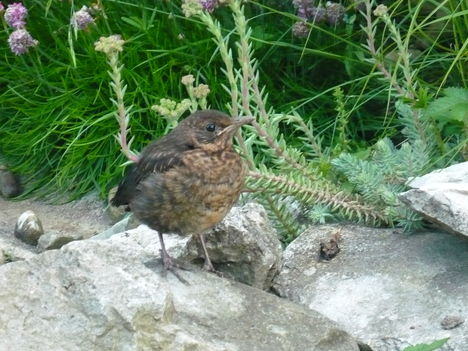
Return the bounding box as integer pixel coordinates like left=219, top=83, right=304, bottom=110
left=111, top=110, right=252, bottom=276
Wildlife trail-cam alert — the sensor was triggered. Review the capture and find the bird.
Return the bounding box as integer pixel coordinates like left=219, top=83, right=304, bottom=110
left=111, top=109, right=253, bottom=278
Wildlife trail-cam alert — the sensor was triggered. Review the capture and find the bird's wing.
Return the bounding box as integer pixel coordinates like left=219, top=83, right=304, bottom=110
left=138, top=148, right=187, bottom=175
left=111, top=137, right=191, bottom=207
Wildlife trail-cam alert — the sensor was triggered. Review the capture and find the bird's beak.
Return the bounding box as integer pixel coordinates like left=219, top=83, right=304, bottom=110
left=220, top=116, right=254, bottom=138
left=234, top=116, right=254, bottom=127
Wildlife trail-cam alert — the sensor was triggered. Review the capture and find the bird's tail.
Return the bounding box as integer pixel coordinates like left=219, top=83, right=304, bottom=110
left=111, top=166, right=139, bottom=207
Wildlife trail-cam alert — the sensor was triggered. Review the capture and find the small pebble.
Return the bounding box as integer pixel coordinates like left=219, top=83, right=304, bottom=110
left=441, top=315, right=464, bottom=330
left=0, top=166, right=22, bottom=197
left=14, top=210, right=44, bottom=245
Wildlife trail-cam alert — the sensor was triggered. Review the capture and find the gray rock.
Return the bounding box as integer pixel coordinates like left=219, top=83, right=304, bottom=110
left=92, top=214, right=140, bottom=240
left=186, top=202, right=282, bottom=289
left=441, top=316, right=464, bottom=330
left=37, top=230, right=83, bottom=251
left=399, top=162, right=468, bottom=237
left=273, top=224, right=468, bottom=351
left=107, top=186, right=127, bottom=222
left=408, top=162, right=468, bottom=187
left=13, top=210, right=44, bottom=245
left=0, top=211, right=37, bottom=264
left=94, top=203, right=282, bottom=290
left=0, top=236, right=36, bottom=264
left=0, top=227, right=363, bottom=351
left=0, top=243, right=35, bottom=265
left=0, top=165, right=21, bottom=198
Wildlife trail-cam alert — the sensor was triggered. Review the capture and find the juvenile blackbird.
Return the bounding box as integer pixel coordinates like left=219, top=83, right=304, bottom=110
left=111, top=110, right=252, bottom=276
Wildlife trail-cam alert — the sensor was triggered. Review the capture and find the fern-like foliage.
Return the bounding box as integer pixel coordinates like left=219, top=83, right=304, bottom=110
left=331, top=137, right=429, bottom=231
left=254, top=195, right=304, bottom=245
left=248, top=165, right=390, bottom=227
left=396, top=101, right=438, bottom=158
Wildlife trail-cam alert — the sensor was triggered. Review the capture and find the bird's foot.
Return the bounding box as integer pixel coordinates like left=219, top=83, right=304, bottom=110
left=202, top=260, right=225, bottom=278
left=161, top=251, right=190, bottom=285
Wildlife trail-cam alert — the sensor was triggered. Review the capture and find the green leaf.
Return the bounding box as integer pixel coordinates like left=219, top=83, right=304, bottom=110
left=402, top=338, right=449, bottom=351
left=425, top=87, right=468, bottom=123
left=121, top=16, right=154, bottom=31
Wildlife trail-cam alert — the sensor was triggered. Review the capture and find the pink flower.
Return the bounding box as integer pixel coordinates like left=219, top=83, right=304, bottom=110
left=71, top=6, right=94, bottom=30
left=8, top=28, right=39, bottom=55
left=200, top=0, right=217, bottom=12
left=293, top=0, right=314, bottom=20
left=325, top=2, right=345, bottom=26
left=310, top=6, right=326, bottom=23
left=292, top=21, right=310, bottom=38
left=4, top=2, right=28, bottom=29
left=0, top=2, right=5, bottom=13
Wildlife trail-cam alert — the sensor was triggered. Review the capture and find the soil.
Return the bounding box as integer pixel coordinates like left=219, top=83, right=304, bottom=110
left=0, top=193, right=112, bottom=259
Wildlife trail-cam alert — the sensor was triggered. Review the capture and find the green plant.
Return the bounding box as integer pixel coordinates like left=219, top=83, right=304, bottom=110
left=170, top=0, right=397, bottom=241
left=402, top=337, right=449, bottom=351
left=0, top=0, right=227, bottom=200
left=331, top=137, right=426, bottom=231
left=95, top=34, right=139, bottom=163
left=1, top=250, right=16, bottom=264
left=425, top=87, right=468, bottom=158
left=327, top=0, right=467, bottom=232
left=0, top=0, right=466, bottom=241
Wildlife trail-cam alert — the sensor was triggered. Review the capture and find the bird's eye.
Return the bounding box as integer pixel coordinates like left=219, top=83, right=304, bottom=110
left=205, top=123, right=216, bottom=132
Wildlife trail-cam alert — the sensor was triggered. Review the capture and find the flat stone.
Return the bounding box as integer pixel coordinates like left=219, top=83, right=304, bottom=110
left=399, top=162, right=468, bottom=237
left=94, top=203, right=282, bottom=290
left=37, top=230, right=83, bottom=251
left=0, top=226, right=363, bottom=351
left=408, top=162, right=468, bottom=186
left=273, top=224, right=468, bottom=351
left=92, top=214, right=140, bottom=240
left=0, top=235, right=36, bottom=264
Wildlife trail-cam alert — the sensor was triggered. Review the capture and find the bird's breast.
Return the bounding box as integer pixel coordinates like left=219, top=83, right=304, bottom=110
left=165, top=149, right=245, bottom=233
left=132, top=148, right=246, bottom=235
left=182, top=149, right=244, bottom=184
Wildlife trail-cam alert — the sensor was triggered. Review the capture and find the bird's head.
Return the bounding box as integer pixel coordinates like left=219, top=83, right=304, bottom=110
left=178, top=110, right=253, bottom=151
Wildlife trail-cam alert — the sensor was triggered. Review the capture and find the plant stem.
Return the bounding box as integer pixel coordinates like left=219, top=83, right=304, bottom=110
left=362, top=1, right=406, bottom=97
left=199, top=12, right=239, bottom=118
left=108, top=53, right=139, bottom=163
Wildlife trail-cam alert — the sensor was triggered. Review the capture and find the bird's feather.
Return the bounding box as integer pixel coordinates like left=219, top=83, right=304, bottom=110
left=111, top=131, right=193, bottom=207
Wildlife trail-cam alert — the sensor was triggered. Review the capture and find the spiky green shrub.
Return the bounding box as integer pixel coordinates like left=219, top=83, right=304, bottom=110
left=328, top=0, right=467, bottom=233
left=0, top=0, right=466, bottom=241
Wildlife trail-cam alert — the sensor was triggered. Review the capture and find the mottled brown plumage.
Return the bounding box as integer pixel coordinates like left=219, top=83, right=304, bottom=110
left=112, top=110, right=252, bottom=276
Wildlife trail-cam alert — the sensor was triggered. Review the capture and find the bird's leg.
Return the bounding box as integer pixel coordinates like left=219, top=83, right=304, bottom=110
left=157, top=231, right=188, bottom=284
left=197, top=234, right=216, bottom=272
left=158, top=230, right=174, bottom=269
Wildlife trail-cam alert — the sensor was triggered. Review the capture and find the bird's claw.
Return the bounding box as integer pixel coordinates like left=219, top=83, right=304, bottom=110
left=160, top=251, right=190, bottom=285
left=202, top=261, right=225, bottom=277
